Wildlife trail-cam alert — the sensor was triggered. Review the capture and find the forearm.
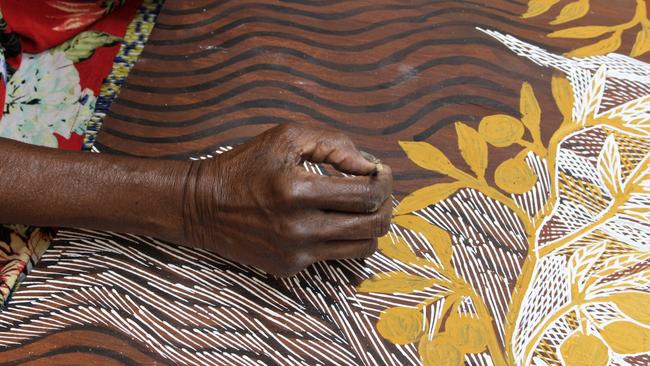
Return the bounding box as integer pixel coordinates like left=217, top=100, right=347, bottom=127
left=0, top=137, right=189, bottom=242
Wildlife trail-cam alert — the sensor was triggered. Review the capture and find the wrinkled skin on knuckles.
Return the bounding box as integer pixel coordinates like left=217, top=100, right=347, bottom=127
left=182, top=123, right=393, bottom=277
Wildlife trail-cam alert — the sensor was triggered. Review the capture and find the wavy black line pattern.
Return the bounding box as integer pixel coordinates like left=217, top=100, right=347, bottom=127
left=117, top=77, right=515, bottom=112
left=150, top=9, right=530, bottom=46
left=107, top=94, right=516, bottom=136
left=98, top=0, right=554, bottom=186
left=155, top=4, right=544, bottom=32
left=131, top=55, right=536, bottom=84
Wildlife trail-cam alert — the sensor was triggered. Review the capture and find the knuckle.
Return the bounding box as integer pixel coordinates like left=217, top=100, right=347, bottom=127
left=374, top=207, right=391, bottom=237
left=336, top=131, right=353, bottom=143
left=362, top=186, right=382, bottom=213
left=275, top=123, right=294, bottom=135
left=333, top=131, right=350, bottom=143
left=282, top=220, right=310, bottom=242
left=279, top=180, right=299, bottom=203
left=275, top=123, right=303, bottom=145
left=315, top=138, right=333, bottom=152
left=275, top=250, right=312, bottom=277
left=361, top=238, right=379, bottom=258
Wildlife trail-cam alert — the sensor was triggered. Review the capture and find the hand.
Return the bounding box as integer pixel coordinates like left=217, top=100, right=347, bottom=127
left=182, top=123, right=393, bottom=276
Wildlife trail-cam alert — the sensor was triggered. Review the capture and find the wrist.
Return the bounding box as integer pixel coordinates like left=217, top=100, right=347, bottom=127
left=181, top=157, right=225, bottom=249
left=130, top=158, right=192, bottom=243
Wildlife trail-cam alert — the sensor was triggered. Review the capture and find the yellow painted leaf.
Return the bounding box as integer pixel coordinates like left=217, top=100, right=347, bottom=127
left=393, top=215, right=453, bottom=267
left=522, top=0, right=560, bottom=18
left=418, top=335, right=462, bottom=366
left=358, top=271, right=438, bottom=294
left=552, top=73, right=574, bottom=122
left=520, top=82, right=541, bottom=143
left=597, top=135, right=622, bottom=195
left=445, top=316, right=488, bottom=353
left=455, top=122, right=488, bottom=180
left=377, top=235, right=423, bottom=265
left=551, top=0, right=589, bottom=25
left=495, top=156, right=538, bottom=194
left=631, top=24, right=650, bottom=57
left=394, top=182, right=463, bottom=215
left=568, top=241, right=606, bottom=292
left=601, top=321, right=650, bottom=354
left=549, top=26, right=612, bottom=39
left=567, top=31, right=622, bottom=58
left=478, top=114, right=524, bottom=147
left=560, top=332, right=609, bottom=366
left=399, top=141, right=456, bottom=175
left=608, top=291, right=650, bottom=324
left=377, top=306, right=423, bottom=345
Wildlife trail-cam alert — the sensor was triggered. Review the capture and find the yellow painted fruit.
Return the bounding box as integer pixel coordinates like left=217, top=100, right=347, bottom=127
left=418, top=335, right=463, bottom=366
left=478, top=114, right=525, bottom=147
left=601, top=321, right=650, bottom=354
left=560, top=332, right=609, bottom=366
left=376, top=306, right=423, bottom=345
left=495, top=156, right=538, bottom=194
left=609, top=291, right=650, bottom=324
left=445, top=317, right=488, bottom=353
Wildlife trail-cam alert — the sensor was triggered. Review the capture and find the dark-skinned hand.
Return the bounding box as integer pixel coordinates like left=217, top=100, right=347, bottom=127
left=0, top=123, right=391, bottom=277
left=182, top=124, right=393, bottom=276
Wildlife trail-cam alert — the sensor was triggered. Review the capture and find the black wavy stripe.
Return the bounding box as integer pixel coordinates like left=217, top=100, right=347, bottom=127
left=116, top=76, right=515, bottom=112
left=147, top=36, right=511, bottom=62
left=163, top=0, right=521, bottom=15
left=150, top=20, right=522, bottom=52
left=160, top=0, right=229, bottom=15
left=126, top=61, right=492, bottom=94
left=151, top=5, right=528, bottom=46
left=157, top=6, right=545, bottom=39
left=107, top=94, right=517, bottom=135
left=414, top=114, right=481, bottom=140
left=138, top=40, right=553, bottom=79
left=4, top=346, right=141, bottom=366
left=159, top=1, right=447, bottom=19
left=279, top=0, right=376, bottom=5
left=103, top=115, right=290, bottom=139
left=130, top=55, right=536, bottom=87
left=161, top=0, right=512, bottom=17
left=0, top=325, right=167, bottom=365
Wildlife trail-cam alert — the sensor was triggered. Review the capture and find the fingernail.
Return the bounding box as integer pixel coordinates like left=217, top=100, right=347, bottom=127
left=360, top=150, right=383, bottom=176
left=360, top=150, right=380, bottom=164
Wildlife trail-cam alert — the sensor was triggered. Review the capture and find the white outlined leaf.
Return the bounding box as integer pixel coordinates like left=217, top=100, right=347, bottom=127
left=569, top=241, right=607, bottom=292
left=577, top=65, right=607, bottom=125
left=597, top=135, right=622, bottom=196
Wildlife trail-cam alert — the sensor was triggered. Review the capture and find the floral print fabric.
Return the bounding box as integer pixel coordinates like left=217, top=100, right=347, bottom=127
left=0, top=0, right=146, bottom=306
left=2, top=51, right=97, bottom=146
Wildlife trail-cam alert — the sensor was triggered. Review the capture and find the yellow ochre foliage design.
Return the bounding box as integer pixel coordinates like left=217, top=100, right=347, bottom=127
left=524, top=0, right=650, bottom=57
left=359, top=65, right=650, bottom=366
left=359, top=81, right=549, bottom=365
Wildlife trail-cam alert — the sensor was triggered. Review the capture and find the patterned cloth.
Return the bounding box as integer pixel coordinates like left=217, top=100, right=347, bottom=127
left=0, top=0, right=161, bottom=307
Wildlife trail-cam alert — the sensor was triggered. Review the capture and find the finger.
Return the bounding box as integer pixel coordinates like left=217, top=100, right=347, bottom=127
left=293, top=165, right=393, bottom=213
left=299, top=131, right=377, bottom=175
left=304, top=198, right=392, bottom=241
left=311, top=238, right=378, bottom=262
